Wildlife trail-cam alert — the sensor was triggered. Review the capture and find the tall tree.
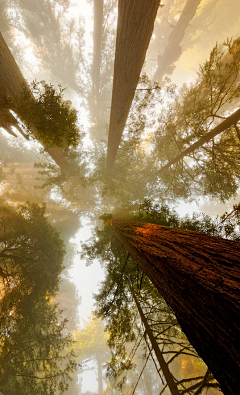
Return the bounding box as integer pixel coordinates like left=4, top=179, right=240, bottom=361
left=74, top=315, right=110, bottom=395
left=0, top=298, right=76, bottom=395
left=154, top=38, right=240, bottom=186
left=157, top=107, right=240, bottom=175
left=153, top=0, right=202, bottom=82
left=0, top=33, right=84, bottom=180
left=110, top=218, right=240, bottom=395
left=88, top=0, right=118, bottom=142
left=84, top=204, right=224, bottom=393
left=92, top=0, right=104, bottom=117
left=8, top=0, right=85, bottom=92
left=130, top=285, right=180, bottom=395
left=106, top=0, right=160, bottom=170
left=105, top=38, right=240, bottom=203
left=0, top=203, right=76, bottom=394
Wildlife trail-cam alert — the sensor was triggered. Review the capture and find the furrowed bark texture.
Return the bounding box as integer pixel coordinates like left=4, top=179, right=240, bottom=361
left=157, top=107, right=240, bottom=174
left=0, top=33, right=75, bottom=177
left=106, top=0, right=159, bottom=170
left=111, top=218, right=240, bottom=395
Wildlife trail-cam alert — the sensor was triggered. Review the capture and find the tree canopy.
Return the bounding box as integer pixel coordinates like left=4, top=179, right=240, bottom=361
left=81, top=201, right=234, bottom=394
left=1, top=1, right=240, bottom=393
left=9, top=80, right=82, bottom=148
left=0, top=203, right=76, bottom=394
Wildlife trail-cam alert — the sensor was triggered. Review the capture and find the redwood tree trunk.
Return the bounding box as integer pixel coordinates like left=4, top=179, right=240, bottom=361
left=106, top=0, right=159, bottom=170
left=111, top=218, right=240, bottom=395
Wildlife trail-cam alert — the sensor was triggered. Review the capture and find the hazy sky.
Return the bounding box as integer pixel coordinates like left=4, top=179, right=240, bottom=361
left=1, top=1, right=240, bottom=392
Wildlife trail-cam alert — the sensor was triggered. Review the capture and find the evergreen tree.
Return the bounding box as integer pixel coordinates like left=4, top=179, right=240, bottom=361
left=0, top=203, right=76, bottom=394
left=82, top=203, right=229, bottom=394
left=111, top=217, right=240, bottom=395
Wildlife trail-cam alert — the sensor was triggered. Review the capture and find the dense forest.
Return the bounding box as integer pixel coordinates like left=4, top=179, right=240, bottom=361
left=0, top=1, right=240, bottom=394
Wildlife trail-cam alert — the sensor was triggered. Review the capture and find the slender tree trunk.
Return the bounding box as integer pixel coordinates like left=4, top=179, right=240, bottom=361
left=157, top=107, right=240, bottom=174
left=111, top=218, right=240, bottom=395
left=92, top=0, right=103, bottom=118
left=97, top=357, right=103, bottom=395
left=106, top=0, right=159, bottom=171
left=131, top=286, right=180, bottom=395
left=153, top=0, right=202, bottom=82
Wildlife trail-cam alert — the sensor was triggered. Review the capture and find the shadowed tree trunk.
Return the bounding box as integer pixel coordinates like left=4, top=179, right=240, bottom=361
left=111, top=218, right=240, bottom=395
left=0, top=33, right=76, bottom=178
left=106, top=0, right=159, bottom=171
left=92, top=0, right=104, bottom=119
left=153, top=0, right=202, bottom=82
left=157, top=107, right=240, bottom=174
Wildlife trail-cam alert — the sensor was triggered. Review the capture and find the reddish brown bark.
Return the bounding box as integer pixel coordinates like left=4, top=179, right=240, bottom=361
left=157, top=107, right=240, bottom=174
left=106, top=0, right=159, bottom=171
left=111, top=218, right=240, bottom=395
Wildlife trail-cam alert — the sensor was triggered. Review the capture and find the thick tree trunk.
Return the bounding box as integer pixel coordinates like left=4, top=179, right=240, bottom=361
left=106, top=0, right=159, bottom=171
left=131, top=286, right=180, bottom=395
left=111, top=218, right=240, bottom=395
left=92, top=0, right=103, bottom=118
left=157, top=107, right=240, bottom=174
left=153, top=0, right=202, bottom=82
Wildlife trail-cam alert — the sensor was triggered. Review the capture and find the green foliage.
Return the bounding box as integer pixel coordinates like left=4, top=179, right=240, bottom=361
left=34, top=162, right=67, bottom=190
left=9, top=81, right=82, bottom=148
left=93, top=73, right=166, bottom=206
left=81, top=200, right=239, bottom=392
left=0, top=298, right=76, bottom=395
left=0, top=203, right=76, bottom=394
left=0, top=202, right=66, bottom=297
left=152, top=37, right=240, bottom=201
left=87, top=231, right=216, bottom=393
left=96, top=39, right=240, bottom=205
left=74, top=314, right=110, bottom=364
left=134, top=198, right=240, bottom=240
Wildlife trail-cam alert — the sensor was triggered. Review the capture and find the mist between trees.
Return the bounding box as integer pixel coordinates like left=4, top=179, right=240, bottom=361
left=0, top=1, right=240, bottom=394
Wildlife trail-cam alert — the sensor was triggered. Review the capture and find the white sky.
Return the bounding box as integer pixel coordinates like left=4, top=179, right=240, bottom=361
left=69, top=219, right=105, bottom=326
